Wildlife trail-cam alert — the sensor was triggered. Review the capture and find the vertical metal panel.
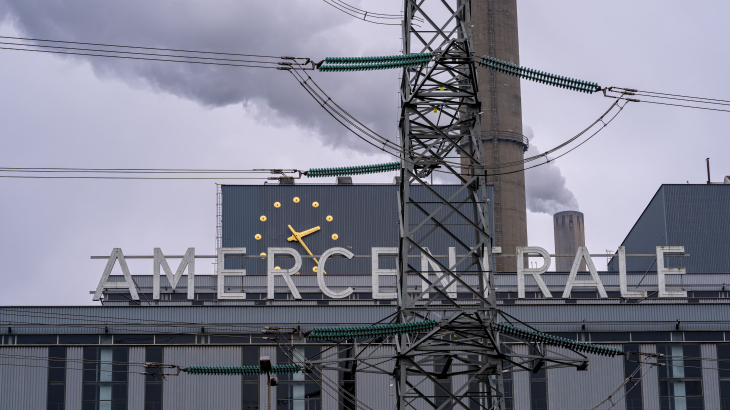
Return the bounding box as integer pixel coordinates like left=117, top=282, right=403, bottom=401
left=163, top=347, right=242, bottom=410
left=701, top=343, right=720, bottom=409
left=66, top=347, right=83, bottom=410
left=128, top=347, right=145, bottom=410
left=260, top=346, right=276, bottom=410
left=356, top=345, right=395, bottom=410
left=640, top=344, right=660, bottom=410
left=547, top=345, right=625, bottom=410
left=321, top=345, right=338, bottom=410
left=451, top=360, right=468, bottom=409
left=512, top=345, right=530, bottom=410
left=0, top=347, right=48, bottom=410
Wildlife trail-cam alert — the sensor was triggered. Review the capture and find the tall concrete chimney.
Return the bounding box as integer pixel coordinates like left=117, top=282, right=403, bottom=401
left=553, top=211, right=586, bottom=272
left=465, top=0, right=528, bottom=272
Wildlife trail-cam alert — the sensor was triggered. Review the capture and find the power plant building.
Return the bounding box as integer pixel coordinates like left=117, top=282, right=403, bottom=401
left=1, top=182, right=730, bottom=410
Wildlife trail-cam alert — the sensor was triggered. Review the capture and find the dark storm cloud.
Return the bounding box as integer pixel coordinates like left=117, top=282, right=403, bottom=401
left=0, top=0, right=400, bottom=151
left=523, top=126, right=579, bottom=215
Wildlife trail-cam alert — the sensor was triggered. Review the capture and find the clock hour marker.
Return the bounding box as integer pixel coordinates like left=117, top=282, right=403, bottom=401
left=260, top=252, right=266, bottom=259
left=274, top=202, right=281, bottom=208
left=326, top=215, right=333, bottom=222
left=312, top=201, right=319, bottom=208
left=260, top=215, right=267, bottom=222
left=293, top=197, right=300, bottom=203
left=255, top=234, right=262, bottom=240
left=331, top=234, right=339, bottom=240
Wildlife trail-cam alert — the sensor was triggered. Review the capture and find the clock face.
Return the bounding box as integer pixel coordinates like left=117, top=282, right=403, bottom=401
left=221, top=185, right=403, bottom=279
left=256, top=195, right=341, bottom=274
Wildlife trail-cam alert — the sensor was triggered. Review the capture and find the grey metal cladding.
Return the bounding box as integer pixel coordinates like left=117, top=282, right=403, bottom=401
left=0, top=347, right=48, bottom=410
left=163, top=346, right=242, bottom=410
left=547, top=345, right=625, bottom=410
left=128, top=347, right=145, bottom=410
left=221, top=184, right=493, bottom=275
left=608, top=184, right=730, bottom=273
left=66, top=347, right=83, bottom=410
left=701, top=343, right=720, bottom=409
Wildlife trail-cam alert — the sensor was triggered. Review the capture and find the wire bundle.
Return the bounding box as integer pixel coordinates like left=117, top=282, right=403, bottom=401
left=308, top=319, right=437, bottom=340
left=306, top=162, right=400, bottom=178
left=186, top=364, right=301, bottom=375
left=493, top=323, right=621, bottom=357
left=319, top=53, right=432, bottom=72
left=477, top=56, right=600, bottom=94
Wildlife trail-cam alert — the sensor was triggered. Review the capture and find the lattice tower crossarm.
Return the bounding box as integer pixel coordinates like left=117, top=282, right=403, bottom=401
left=397, top=0, right=504, bottom=408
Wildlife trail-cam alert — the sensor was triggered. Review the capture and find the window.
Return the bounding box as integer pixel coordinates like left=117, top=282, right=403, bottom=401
left=529, top=348, right=548, bottom=410
left=338, top=344, right=356, bottom=410
left=277, top=346, right=321, bottom=410
left=82, top=347, right=128, bottom=410
left=48, top=347, right=66, bottom=410
left=242, top=346, right=259, bottom=410
left=624, top=344, right=643, bottom=410
left=144, top=347, right=163, bottom=410
left=657, top=344, right=703, bottom=410
left=467, top=354, right=513, bottom=410
left=718, top=344, right=730, bottom=410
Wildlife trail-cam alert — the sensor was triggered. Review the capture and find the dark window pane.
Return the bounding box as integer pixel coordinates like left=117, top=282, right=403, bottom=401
left=719, top=345, right=730, bottom=379
left=720, top=380, right=730, bottom=410
left=210, top=335, right=249, bottom=344
left=114, top=335, right=154, bottom=345
left=154, top=334, right=196, bottom=344
left=47, top=384, right=65, bottom=408
left=632, top=332, right=671, bottom=342
left=145, top=347, right=163, bottom=363
left=145, top=383, right=162, bottom=403
left=60, top=335, right=99, bottom=345
left=684, top=332, right=724, bottom=342
left=17, top=335, right=56, bottom=344
left=591, top=332, right=630, bottom=342
left=242, top=383, right=259, bottom=410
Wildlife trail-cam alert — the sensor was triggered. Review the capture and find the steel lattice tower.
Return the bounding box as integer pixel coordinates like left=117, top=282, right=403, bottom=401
left=396, top=0, right=505, bottom=408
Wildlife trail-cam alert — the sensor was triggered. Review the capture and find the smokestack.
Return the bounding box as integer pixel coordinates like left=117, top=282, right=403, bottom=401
left=466, top=0, right=528, bottom=272
left=553, top=211, right=586, bottom=272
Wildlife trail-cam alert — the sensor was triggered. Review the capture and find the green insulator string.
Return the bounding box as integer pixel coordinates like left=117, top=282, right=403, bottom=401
left=476, top=56, right=600, bottom=94
left=492, top=323, right=621, bottom=357
left=186, top=364, right=302, bottom=376
left=306, top=162, right=400, bottom=178
left=319, top=53, right=432, bottom=72
left=307, top=319, right=438, bottom=340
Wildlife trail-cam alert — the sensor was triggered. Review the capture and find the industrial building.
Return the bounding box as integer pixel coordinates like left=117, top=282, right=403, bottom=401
left=1, top=182, right=729, bottom=410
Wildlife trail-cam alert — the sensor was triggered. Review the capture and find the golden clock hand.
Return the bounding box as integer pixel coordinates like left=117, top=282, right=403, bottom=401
left=287, top=224, right=325, bottom=274
left=287, top=226, right=320, bottom=242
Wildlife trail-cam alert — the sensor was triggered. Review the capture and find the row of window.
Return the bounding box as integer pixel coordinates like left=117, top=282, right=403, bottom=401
left=40, top=343, right=730, bottom=410
left=7, top=331, right=730, bottom=346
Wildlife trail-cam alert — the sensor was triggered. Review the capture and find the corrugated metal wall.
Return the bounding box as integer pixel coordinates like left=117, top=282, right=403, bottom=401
left=608, top=184, right=730, bottom=273
left=640, top=344, right=659, bottom=410
left=0, top=347, right=48, bottom=410
left=701, top=343, right=720, bottom=409
left=259, top=346, right=276, bottom=410
left=512, top=345, right=530, bottom=410
left=163, top=346, right=242, bottom=410
left=65, top=347, right=83, bottom=410
left=321, top=345, right=338, bottom=410
left=546, top=345, right=625, bottom=410
left=128, top=346, right=145, bottom=410
left=356, top=345, right=395, bottom=409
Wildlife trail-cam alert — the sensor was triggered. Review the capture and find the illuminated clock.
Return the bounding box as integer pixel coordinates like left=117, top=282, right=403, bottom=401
left=255, top=194, right=341, bottom=275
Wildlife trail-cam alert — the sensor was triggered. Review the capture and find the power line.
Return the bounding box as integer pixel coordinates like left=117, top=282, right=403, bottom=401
left=0, top=35, right=304, bottom=60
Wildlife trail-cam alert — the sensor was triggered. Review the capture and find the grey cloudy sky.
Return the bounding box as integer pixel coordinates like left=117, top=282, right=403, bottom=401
left=0, top=0, right=728, bottom=305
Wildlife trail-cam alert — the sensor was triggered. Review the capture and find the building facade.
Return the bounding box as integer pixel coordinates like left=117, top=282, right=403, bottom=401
left=2, top=182, right=729, bottom=410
